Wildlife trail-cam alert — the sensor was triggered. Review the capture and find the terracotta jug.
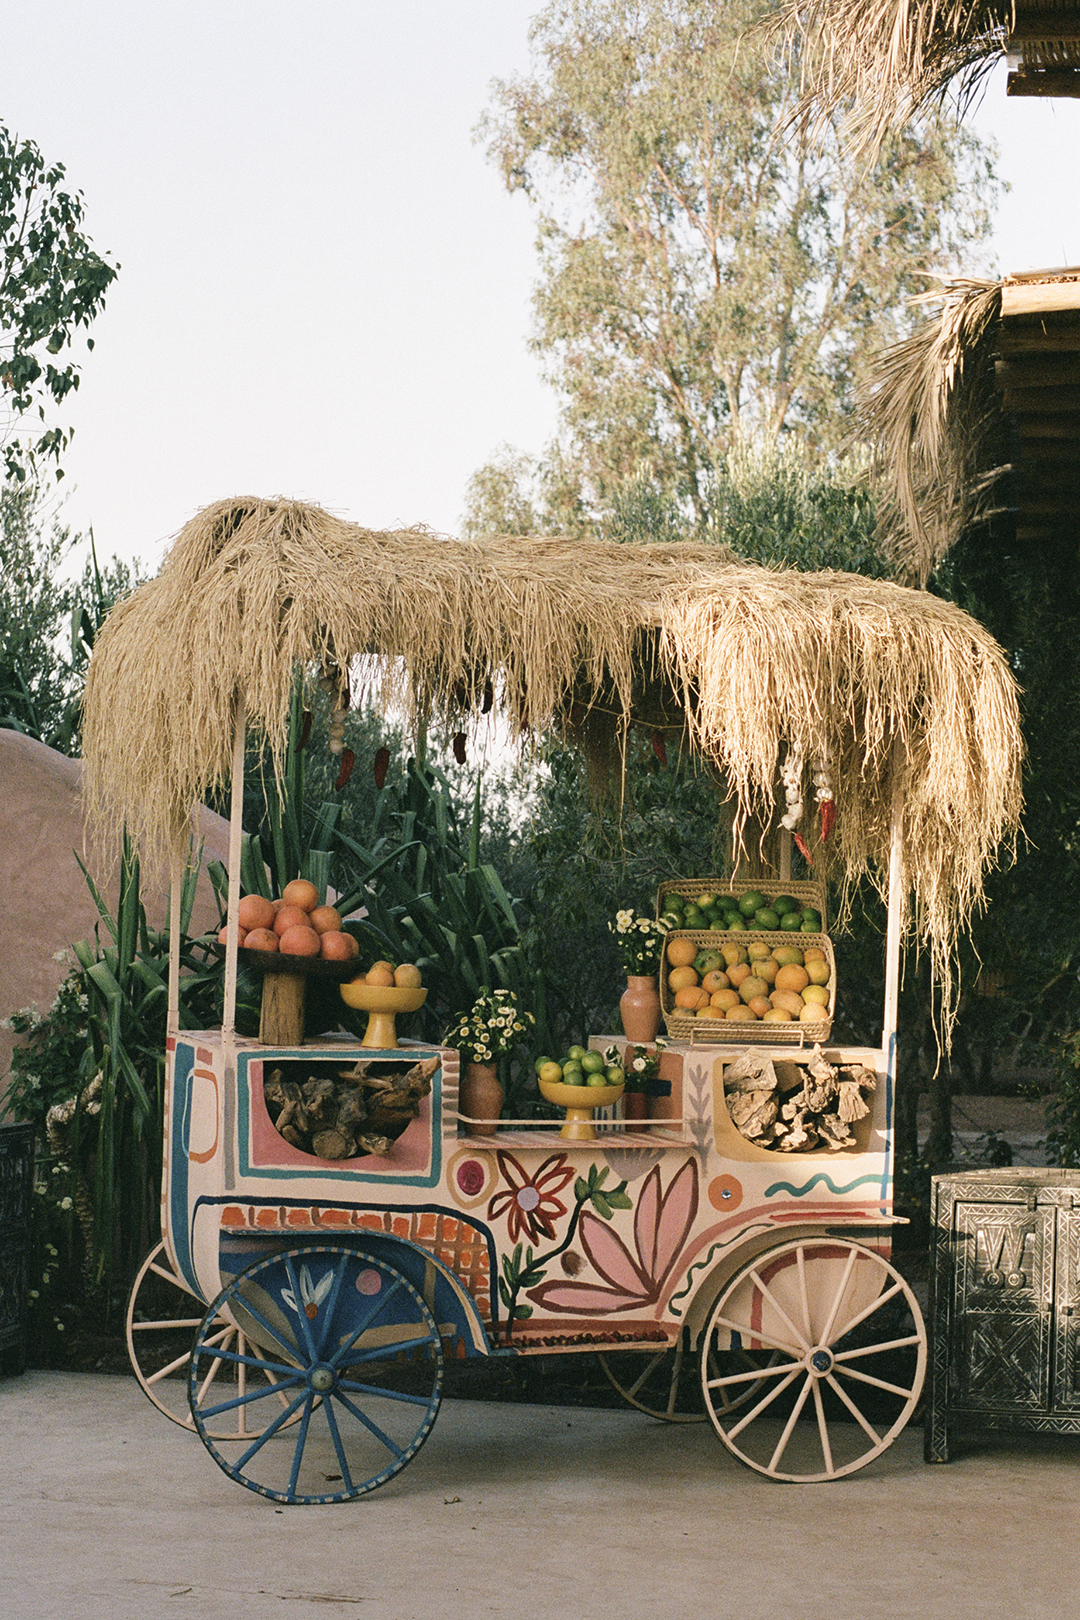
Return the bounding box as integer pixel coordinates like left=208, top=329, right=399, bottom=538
left=620, top=975, right=662, bottom=1043
left=460, top=1061, right=504, bottom=1137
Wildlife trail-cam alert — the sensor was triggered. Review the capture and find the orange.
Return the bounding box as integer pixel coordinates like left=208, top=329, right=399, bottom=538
left=320, top=931, right=360, bottom=961
left=279, top=925, right=321, bottom=956
left=244, top=927, right=278, bottom=952
left=727, top=962, right=752, bottom=989
left=725, top=1004, right=757, bottom=1021
left=283, top=879, right=319, bottom=912
left=393, top=963, right=423, bottom=988
left=365, top=963, right=395, bottom=987
left=805, top=958, right=831, bottom=986
left=763, top=1007, right=793, bottom=1022
left=774, top=963, right=810, bottom=994
left=668, top=965, right=700, bottom=992
left=273, top=905, right=311, bottom=937
left=666, top=938, right=698, bottom=968
left=747, top=995, right=772, bottom=1018
left=710, top=988, right=741, bottom=1011
left=237, top=893, right=276, bottom=932
left=309, top=904, right=343, bottom=935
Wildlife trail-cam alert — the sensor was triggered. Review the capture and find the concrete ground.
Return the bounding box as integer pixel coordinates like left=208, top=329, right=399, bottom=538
left=2, top=1370, right=1077, bottom=1620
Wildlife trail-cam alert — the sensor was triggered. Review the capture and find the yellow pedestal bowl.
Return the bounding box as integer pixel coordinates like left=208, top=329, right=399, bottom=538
left=339, top=981, right=428, bottom=1049
left=538, top=1076, right=625, bottom=1141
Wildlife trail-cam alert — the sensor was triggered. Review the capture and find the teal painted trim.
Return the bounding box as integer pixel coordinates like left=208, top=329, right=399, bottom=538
left=236, top=1047, right=444, bottom=1188
left=667, top=1220, right=777, bottom=1317
left=169, top=1043, right=199, bottom=1295
left=764, top=1172, right=884, bottom=1199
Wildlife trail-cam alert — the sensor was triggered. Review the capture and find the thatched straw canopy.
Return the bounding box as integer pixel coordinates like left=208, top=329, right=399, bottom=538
left=770, top=2, right=1080, bottom=154
left=857, top=268, right=1080, bottom=584
left=83, top=495, right=1023, bottom=1019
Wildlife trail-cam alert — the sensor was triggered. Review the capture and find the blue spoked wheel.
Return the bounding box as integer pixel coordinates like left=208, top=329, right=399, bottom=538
left=189, top=1245, right=444, bottom=1503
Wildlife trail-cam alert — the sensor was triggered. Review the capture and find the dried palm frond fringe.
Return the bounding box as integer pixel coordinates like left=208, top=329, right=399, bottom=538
left=82, top=495, right=1023, bottom=1040
left=767, top=1, right=1011, bottom=154
left=854, top=279, right=1007, bottom=586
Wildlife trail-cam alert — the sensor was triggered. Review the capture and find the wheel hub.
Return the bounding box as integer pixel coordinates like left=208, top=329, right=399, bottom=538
left=308, top=1363, right=337, bottom=1394
left=808, top=1347, right=834, bottom=1376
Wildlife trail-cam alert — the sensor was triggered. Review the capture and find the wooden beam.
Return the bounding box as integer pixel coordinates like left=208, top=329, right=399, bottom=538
left=1009, top=19, right=1080, bottom=45
left=1013, top=438, right=1080, bottom=463
left=1014, top=413, right=1080, bottom=437
left=998, top=325, right=1080, bottom=355
left=1007, top=68, right=1080, bottom=95
left=1001, top=384, right=1080, bottom=411
left=996, top=355, right=1080, bottom=385
left=1002, top=281, right=1080, bottom=316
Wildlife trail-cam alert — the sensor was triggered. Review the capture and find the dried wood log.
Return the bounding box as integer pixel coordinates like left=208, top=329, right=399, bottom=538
left=723, top=1048, right=878, bottom=1151
left=263, top=1054, right=436, bottom=1159
left=727, top=1089, right=779, bottom=1140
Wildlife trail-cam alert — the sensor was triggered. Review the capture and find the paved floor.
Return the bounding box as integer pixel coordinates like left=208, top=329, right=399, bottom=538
left=2, top=1370, right=1077, bottom=1620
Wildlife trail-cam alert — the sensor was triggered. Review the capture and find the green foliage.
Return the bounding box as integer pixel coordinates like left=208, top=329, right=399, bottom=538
left=478, top=0, right=998, bottom=526
left=0, top=126, right=118, bottom=483
left=0, top=483, right=138, bottom=753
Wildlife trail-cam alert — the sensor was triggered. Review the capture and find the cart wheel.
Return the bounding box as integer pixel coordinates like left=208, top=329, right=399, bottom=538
left=700, top=1237, right=926, bottom=1482
left=126, top=1241, right=301, bottom=1440
left=600, top=1330, right=778, bottom=1422
left=189, top=1244, right=444, bottom=1503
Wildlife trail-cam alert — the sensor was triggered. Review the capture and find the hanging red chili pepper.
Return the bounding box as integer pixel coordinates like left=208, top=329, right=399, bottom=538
left=297, top=711, right=313, bottom=752
left=651, top=729, right=668, bottom=766
left=794, top=831, right=814, bottom=866
left=334, top=748, right=355, bottom=791
left=820, top=798, right=836, bottom=842
left=452, top=732, right=468, bottom=765
left=373, top=746, right=390, bottom=790
left=481, top=678, right=494, bottom=714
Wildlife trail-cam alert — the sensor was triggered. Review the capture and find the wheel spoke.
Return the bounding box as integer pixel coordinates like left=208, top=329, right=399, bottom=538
left=192, top=1344, right=300, bottom=1378
left=824, top=1372, right=883, bottom=1444
left=833, top=1333, right=923, bottom=1362
left=725, top=1366, right=802, bottom=1439
left=831, top=1278, right=905, bottom=1343
left=131, top=1315, right=203, bottom=1332
left=195, top=1373, right=304, bottom=1419
left=286, top=1398, right=316, bottom=1499
left=333, top=1388, right=407, bottom=1459
left=622, top=1349, right=669, bottom=1402
left=224, top=1291, right=299, bottom=1362
left=337, top=1378, right=438, bottom=1408
left=323, top=1397, right=357, bottom=1495
left=747, top=1268, right=811, bottom=1354
left=834, top=1364, right=917, bottom=1399
left=707, top=1311, right=803, bottom=1359
left=767, top=1372, right=813, bottom=1475
left=811, top=1377, right=834, bottom=1477
left=705, top=1359, right=796, bottom=1392
left=817, top=1243, right=858, bottom=1345
left=341, top=1328, right=440, bottom=1366
left=234, top=1389, right=312, bottom=1471
left=330, top=1276, right=405, bottom=1366
left=148, top=1260, right=200, bottom=1298
left=796, top=1245, right=813, bottom=1343
left=284, top=1254, right=320, bottom=1363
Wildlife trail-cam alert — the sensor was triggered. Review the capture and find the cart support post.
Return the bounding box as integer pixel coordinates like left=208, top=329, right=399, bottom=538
left=881, top=742, right=905, bottom=1079
left=222, top=697, right=247, bottom=1037
left=167, top=854, right=182, bottom=1037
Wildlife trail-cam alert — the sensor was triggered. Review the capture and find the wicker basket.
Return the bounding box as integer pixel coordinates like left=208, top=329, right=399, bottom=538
left=660, top=928, right=835, bottom=1045
left=656, top=876, right=827, bottom=932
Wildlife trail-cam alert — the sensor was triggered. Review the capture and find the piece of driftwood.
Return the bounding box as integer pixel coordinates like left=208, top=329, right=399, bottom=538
left=264, top=1055, right=437, bottom=1159
left=723, top=1046, right=875, bottom=1151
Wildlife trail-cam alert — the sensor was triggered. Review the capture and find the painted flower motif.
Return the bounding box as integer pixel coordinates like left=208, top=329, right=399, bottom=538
left=488, top=1151, right=575, bottom=1244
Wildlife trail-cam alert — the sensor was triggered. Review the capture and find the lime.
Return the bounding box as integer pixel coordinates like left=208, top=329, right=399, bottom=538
left=801, top=908, right=822, bottom=928
left=683, top=906, right=703, bottom=929
left=799, top=919, right=819, bottom=934
left=538, top=1060, right=565, bottom=1085
left=567, top=1044, right=588, bottom=1063
left=581, top=1050, right=606, bottom=1074
left=754, top=907, right=780, bottom=930
left=695, top=891, right=716, bottom=910
left=605, top=1064, right=625, bottom=1084
left=738, top=890, right=765, bottom=916
left=586, top=1072, right=610, bottom=1087
left=725, top=914, right=746, bottom=930
left=561, top=1064, right=584, bottom=1086
left=772, top=894, right=796, bottom=915
left=780, top=911, right=803, bottom=932
left=706, top=908, right=727, bottom=928
left=534, top=1055, right=553, bottom=1076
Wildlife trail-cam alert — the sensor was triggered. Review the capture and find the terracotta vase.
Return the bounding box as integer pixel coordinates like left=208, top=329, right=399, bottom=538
left=623, top=1089, right=648, bottom=1122
left=460, top=1061, right=504, bottom=1137
left=620, top=975, right=662, bottom=1043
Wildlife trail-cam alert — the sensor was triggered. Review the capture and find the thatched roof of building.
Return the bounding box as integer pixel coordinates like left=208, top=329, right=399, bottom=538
left=856, top=267, right=1080, bottom=584
left=83, top=495, right=1023, bottom=1026
left=770, top=1, right=1080, bottom=154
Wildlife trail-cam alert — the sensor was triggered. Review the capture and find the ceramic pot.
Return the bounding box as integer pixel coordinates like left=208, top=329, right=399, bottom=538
left=460, top=1061, right=504, bottom=1137
left=620, top=975, right=662, bottom=1043
left=623, top=1089, right=648, bottom=1122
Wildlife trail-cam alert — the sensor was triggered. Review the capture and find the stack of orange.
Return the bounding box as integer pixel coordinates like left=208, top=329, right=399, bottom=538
left=665, top=936, right=832, bottom=1023
left=219, top=879, right=361, bottom=962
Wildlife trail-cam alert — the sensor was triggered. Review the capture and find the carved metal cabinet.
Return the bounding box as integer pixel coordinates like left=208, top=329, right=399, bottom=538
left=926, top=1168, right=1080, bottom=1461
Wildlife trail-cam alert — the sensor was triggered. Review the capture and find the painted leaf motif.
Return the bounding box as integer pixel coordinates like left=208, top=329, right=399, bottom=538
left=579, top=1211, right=650, bottom=1296
left=527, top=1280, right=644, bottom=1313
left=635, top=1158, right=698, bottom=1288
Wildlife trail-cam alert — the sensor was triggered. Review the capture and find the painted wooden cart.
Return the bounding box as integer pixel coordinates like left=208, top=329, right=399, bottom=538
left=83, top=497, right=1022, bottom=1502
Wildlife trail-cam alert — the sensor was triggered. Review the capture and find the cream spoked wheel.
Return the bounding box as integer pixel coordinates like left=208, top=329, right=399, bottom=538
left=599, top=1328, right=774, bottom=1422
left=700, top=1237, right=926, bottom=1482
left=126, top=1241, right=300, bottom=1440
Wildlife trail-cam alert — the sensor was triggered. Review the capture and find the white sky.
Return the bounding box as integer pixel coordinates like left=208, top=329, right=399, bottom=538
left=2, top=3, right=1078, bottom=576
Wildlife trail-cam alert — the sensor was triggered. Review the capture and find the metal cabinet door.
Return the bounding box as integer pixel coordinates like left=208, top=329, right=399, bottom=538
left=950, top=1192, right=1055, bottom=1413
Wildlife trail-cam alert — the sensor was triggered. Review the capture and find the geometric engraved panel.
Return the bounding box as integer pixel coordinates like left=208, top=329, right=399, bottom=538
left=959, top=1312, right=1050, bottom=1409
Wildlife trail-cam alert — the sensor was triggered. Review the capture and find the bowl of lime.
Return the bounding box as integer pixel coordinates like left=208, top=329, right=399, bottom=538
left=537, top=1047, right=625, bottom=1140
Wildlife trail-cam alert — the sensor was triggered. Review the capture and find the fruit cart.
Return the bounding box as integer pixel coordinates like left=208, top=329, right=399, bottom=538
left=84, top=497, right=1023, bottom=1502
